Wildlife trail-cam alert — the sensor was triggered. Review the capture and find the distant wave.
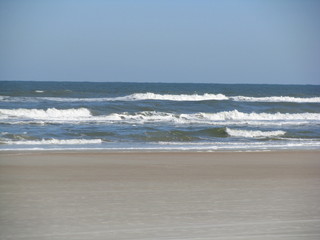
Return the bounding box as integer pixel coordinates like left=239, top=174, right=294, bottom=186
left=231, top=96, right=320, bottom=103
left=3, top=138, right=102, bottom=145
left=122, top=93, right=320, bottom=103
left=1, top=93, right=319, bottom=103
left=0, top=93, right=228, bottom=102
left=1, top=108, right=319, bottom=126
left=115, top=93, right=229, bottom=101
left=226, top=128, right=286, bottom=138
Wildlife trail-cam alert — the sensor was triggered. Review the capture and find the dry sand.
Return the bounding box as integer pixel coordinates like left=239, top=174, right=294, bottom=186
left=1, top=151, right=320, bottom=239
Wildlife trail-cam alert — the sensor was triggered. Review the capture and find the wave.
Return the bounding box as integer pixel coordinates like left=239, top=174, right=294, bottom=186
left=1, top=109, right=319, bottom=126
left=0, top=108, right=91, bottom=120
left=0, top=93, right=228, bottom=102
left=121, top=93, right=320, bottom=103
left=3, top=138, right=102, bottom=145
left=226, top=128, right=286, bottom=138
left=232, top=96, right=320, bottom=103
left=95, top=110, right=319, bottom=127
left=2, top=93, right=319, bottom=103
left=115, top=93, right=229, bottom=101
left=196, top=110, right=320, bottom=121
left=95, top=110, right=320, bottom=123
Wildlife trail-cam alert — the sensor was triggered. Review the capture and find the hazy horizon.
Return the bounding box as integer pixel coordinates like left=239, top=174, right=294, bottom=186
left=1, top=80, right=319, bottom=86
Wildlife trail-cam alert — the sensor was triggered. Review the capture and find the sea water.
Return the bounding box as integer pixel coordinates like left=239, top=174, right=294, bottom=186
left=0, top=81, right=319, bottom=151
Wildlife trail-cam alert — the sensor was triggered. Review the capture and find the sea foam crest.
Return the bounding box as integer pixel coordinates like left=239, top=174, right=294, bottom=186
left=0, top=93, right=228, bottom=102
left=119, top=93, right=320, bottom=103
left=4, top=138, right=102, bottom=145
left=231, top=96, right=320, bottom=103
left=226, top=128, right=286, bottom=138
left=0, top=108, right=91, bottom=119
left=1, top=93, right=320, bottom=103
left=115, top=93, right=229, bottom=101
left=93, top=110, right=320, bottom=125
left=1, top=109, right=319, bottom=125
left=197, top=110, right=320, bottom=121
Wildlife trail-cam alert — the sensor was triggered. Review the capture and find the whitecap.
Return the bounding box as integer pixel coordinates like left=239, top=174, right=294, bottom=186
left=114, top=92, right=229, bottom=101
left=1, top=109, right=319, bottom=126
left=0, top=108, right=92, bottom=119
left=1, top=93, right=319, bottom=103
left=231, top=96, right=320, bottom=103
left=226, top=127, right=286, bottom=138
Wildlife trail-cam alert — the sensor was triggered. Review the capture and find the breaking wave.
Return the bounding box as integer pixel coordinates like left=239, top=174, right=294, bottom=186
left=0, top=108, right=91, bottom=120
left=95, top=110, right=320, bottom=125
left=116, top=93, right=229, bottom=101
left=194, top=110, right=320, bottom=121
left=232, top=96, right=320, bottom=103
left=1, top=109, right=319, bottom=126
left=121, top=93, right=320, bottom=103
left=1, top=93, right=319, bottom=103
left=226, top=128, right=286, bottom=138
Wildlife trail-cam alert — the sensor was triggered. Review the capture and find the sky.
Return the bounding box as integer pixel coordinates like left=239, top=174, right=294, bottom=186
left=0, top=0, right=319, bottom=84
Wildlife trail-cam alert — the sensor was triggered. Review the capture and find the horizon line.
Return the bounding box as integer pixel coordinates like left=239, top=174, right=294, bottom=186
left=1, top=80, right=319, bottom=86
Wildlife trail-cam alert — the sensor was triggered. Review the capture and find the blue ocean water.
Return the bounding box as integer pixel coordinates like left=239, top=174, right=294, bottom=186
left=0, top=81, right=319, bottom=151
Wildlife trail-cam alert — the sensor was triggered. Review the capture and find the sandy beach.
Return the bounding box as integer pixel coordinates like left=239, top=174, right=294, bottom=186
left=1, top=151, right=320, bottom=239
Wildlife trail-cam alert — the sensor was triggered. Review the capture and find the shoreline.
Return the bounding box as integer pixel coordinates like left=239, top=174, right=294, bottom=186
left=1, top=148, right=319, bottom=154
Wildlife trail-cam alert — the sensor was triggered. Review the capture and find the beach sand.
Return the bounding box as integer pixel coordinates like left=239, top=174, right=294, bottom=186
left=1, top=151, right=320, bottom=239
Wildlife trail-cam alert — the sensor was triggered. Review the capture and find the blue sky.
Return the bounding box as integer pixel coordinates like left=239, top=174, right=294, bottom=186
left=0, top=0, right=319, bottom=84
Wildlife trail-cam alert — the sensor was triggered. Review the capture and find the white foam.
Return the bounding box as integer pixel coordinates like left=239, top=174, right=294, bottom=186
left=157, top=140, right=320, bottom=151
left=197, top=110, right=320, bottom=121
left=0, top=108, right=91, bottom=120
left=231, top=96, right=320, bottom=103
left=41, top=97, right=111, bottom=102
left=120, top=93, right=320, bottom=103
left=226, top=128, right=286, bottom=138
left=1, top=109, right=319, bottom=126
left=1, top=93, right=320, bottom=103
left=41, top=93, right=229, bottom=102
left=115, top=92, right=229, bottom=101
left=4, top=138, right=102, bottom=145
left=99, top=110, right=320, bottom=126
left=1, top=139, right=320, bottom=151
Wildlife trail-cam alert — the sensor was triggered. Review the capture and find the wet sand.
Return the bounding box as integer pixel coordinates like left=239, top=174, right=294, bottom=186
left=1, top=151, right=320, bottom=239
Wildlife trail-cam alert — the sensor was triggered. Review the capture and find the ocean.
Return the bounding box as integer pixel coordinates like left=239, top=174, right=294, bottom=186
left=0, top=81, right=319, bottom=151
